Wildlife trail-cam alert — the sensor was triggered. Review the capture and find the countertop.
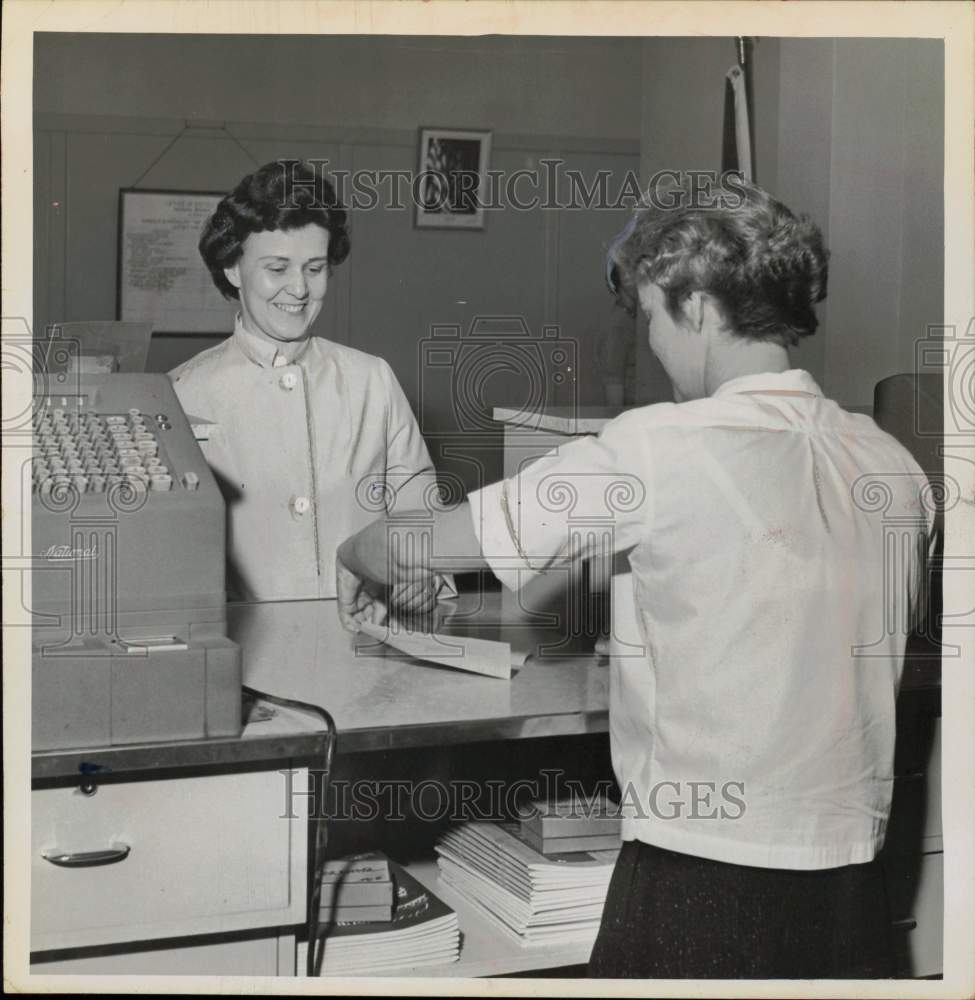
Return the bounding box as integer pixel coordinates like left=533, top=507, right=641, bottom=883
left=31, top=593, right=609, bottom=781
left=32, top=593, right=940, bottom=782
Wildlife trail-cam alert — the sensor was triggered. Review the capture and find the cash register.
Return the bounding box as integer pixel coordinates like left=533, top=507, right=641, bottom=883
left=30, top=374, right=242, bottom=750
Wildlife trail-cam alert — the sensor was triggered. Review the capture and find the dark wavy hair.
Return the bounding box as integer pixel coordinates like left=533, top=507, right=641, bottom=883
left=199, top=160, right=351, bottom=300
left=609, top=178, right=828, bottom=345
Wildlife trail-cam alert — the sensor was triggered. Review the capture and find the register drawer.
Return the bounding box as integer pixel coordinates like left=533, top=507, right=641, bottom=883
left=31, top=769, right=307, bottom=953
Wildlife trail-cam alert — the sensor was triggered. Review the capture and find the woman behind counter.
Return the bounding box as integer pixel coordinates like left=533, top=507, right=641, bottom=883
left=170, top=160, right=447, bottom=605
left=336, top=178, right=933, bottom=978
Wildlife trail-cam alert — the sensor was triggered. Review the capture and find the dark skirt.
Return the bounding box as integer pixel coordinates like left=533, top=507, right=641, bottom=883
left=588, top=840, right=896, bottom=979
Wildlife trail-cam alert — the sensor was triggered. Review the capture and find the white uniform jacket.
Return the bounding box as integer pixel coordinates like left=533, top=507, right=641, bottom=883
left=170, top=320, right=452, bottom=601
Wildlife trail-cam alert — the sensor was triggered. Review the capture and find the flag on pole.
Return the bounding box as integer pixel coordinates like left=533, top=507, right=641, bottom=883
left=722, top=61, right=753, bottom=181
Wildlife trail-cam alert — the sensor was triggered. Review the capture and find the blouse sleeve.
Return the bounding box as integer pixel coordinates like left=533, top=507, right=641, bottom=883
left=467, top=410, right=652, bottom=592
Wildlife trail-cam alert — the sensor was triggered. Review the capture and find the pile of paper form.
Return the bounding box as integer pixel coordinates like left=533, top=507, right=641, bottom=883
left=435, top=821, right=618, bottom=948
left=300, top=858, right=459, bottom=975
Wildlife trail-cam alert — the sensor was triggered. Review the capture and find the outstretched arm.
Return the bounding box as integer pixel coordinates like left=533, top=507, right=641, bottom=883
left=338, top=409, right=651, bottom=631
left=336, top=504, right=486, bottom=631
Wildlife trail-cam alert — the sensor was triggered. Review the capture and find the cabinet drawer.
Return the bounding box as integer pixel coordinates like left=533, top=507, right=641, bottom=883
left=31, top=931, right=296, bottom=977
left=887, top=715, right=942, bottom=855
left=923, top=716, right=942, bottom=846
left=887, top=851, right=943, bottom=978
left=32, top=769, right=307, bottom=952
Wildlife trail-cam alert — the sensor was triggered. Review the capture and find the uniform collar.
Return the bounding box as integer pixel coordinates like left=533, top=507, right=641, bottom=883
left=232, top=314, right=312, bottom=369
left=712, top=369, right=824, bottom=399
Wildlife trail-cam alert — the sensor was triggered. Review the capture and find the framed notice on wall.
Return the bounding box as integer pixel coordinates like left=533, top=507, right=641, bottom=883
left=117, top=189, right=235, bottom=334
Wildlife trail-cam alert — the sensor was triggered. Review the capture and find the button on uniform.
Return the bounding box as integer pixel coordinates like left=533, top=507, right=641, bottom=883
left=169, top=316, right=451, bottom=602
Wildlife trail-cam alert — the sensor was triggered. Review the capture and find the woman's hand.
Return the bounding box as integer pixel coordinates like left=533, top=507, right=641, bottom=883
left=337, top=563, right=435, bottom=631
left=390, top=577, right=438, bottom=616
left=336, top=555, right=388, bottom=632
left=336, top=505, right=486, bottom=631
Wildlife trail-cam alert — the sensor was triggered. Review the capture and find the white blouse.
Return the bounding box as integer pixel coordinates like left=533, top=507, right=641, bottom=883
left=468, top=370, right=934, bottom=869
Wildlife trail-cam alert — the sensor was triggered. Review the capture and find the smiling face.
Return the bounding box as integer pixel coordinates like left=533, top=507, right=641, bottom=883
left=224, top=225, right=330, bottom=344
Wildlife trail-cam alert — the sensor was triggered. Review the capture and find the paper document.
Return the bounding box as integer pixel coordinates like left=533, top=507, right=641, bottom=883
left=357, top=621, right=524, bottom=680
left=117, top=635, right=189, bottom=653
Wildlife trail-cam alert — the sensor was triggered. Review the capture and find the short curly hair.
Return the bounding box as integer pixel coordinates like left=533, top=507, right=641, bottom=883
left=609, top=178, right=828, bottom=345
left=199, top=160, right=351, bottom=300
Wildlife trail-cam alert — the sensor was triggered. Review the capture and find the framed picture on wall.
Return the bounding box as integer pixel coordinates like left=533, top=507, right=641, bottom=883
left=415, top=127, right=492, bottom=230
left=117, top=188, right=235, bottom=334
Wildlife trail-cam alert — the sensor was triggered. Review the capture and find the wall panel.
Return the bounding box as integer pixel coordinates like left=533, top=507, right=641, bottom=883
left=34, top=112, right=637, bottom=492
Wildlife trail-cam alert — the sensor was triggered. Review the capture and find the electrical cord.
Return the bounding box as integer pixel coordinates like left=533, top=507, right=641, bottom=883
left=241, top=685, right=336, bottom=978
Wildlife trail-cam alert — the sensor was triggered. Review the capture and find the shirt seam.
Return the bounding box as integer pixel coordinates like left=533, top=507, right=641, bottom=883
left=500, top=479, right=534, bottom=568
left=298, top=363, right=322, bottom=581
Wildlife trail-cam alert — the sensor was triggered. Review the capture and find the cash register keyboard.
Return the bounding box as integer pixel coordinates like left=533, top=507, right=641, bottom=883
left=30, top=375, right=242, bottom=751
left=31, top=401, right=199, bottom=497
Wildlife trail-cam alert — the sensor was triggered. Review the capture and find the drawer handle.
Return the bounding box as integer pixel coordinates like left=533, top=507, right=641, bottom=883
left=892, top=917, right=918, bottom=932
left=41, top=842, right=131, bottom=868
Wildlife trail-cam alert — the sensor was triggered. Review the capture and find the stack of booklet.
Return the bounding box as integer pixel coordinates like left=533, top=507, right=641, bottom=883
left=435, top=820, right=618, bottom=948
left=319, top=853, right=394, bottom=924
left=518, top=796, right=622, bottom=855
left=300, top=856, right=460, bottom=975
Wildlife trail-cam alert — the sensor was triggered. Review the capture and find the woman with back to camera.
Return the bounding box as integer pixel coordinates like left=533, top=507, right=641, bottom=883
left=334, top=177, right=934, bottom=978
left=170, top=160, right=449, bottom=607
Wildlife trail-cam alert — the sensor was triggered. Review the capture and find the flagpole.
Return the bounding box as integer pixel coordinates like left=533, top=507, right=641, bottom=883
left=722, top=37, right=755, bottom=182
left=738, top=37, right=757, bottom=183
